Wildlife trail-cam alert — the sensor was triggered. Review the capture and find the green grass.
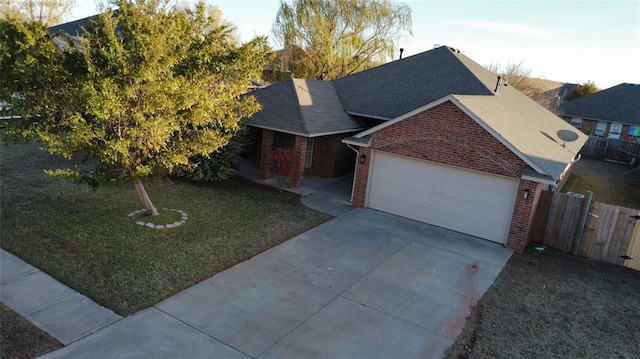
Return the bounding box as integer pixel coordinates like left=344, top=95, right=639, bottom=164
left=561, top=157, right=640, bottom=209
left=446, top=247, right=640, bottom=359
left=0, top=303, right=62, bottom=359
left=0, top=140, right=330, bottom=316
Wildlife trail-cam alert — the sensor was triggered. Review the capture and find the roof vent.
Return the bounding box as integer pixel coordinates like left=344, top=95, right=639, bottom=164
left=494, top=76, right=502, bottom=92
left=399, top=48, right=404, bottom=59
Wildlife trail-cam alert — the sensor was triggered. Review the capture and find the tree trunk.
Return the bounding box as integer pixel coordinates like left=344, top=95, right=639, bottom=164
left=133, top=177, right=159, bottom=216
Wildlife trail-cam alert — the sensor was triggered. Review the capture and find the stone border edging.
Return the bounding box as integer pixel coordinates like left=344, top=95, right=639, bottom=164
left=128, top=208, right=188, bottom=229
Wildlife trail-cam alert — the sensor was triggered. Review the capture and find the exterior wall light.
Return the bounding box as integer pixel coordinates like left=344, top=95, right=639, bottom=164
left=359, top=154, right=366, bottom=164
left=523, top=188, right=530, bottom=199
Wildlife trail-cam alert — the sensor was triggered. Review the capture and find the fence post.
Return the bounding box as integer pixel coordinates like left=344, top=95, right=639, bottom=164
left=573, top=190, right=594, bottom=256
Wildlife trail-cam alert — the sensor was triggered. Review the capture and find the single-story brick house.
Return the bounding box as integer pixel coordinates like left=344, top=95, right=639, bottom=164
left=246, top=46, right=587, bottom=252
left=557, top=83, right=640, bottom=142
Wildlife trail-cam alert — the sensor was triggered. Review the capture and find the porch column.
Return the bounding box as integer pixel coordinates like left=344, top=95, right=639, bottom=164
left=259, top=129, right=274, bottom=179
left=291, top=136, right=307, bottom=188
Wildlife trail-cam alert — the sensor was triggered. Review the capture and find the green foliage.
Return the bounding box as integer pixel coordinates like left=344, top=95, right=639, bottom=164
left=1, top=0, right=272, bottom=183
left=272, top=0, right=412, bottom=80
left=183, top=126, right=247, bottom=182
left=566, top=81, right=598, bottom=101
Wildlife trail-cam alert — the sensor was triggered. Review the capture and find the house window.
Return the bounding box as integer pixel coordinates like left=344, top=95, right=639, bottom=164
left=304, top=138, right=314, bottom=168
left=608, top=123, right=622, bottom=139
left=629, top=126, right=640, bottom=137
left=570, top=118, right=582, bottom=128
left=594, top=121, right=607, bottom=137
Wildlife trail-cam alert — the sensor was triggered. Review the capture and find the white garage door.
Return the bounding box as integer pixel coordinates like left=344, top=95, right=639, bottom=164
left=367, top=151, right=518, bottom=243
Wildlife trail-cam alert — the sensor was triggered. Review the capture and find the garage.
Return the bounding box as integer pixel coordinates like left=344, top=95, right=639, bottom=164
left=367, top=151, right=518, bottom=243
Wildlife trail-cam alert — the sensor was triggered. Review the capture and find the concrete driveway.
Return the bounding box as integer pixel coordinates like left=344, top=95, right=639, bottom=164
left=41, top=208, right=512, bottom=359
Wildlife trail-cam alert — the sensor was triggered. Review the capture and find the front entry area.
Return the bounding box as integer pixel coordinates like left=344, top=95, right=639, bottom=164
left=366, top=151, right=519, bottom=244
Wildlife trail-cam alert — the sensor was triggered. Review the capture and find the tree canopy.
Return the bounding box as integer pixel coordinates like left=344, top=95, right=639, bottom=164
left=566, top=81, right=598, bottom=101
left=1, top=0, right=272, bottom=215
left=272, top=0, right=412, bottom=80
left=1, top=0, right=76, bottom=26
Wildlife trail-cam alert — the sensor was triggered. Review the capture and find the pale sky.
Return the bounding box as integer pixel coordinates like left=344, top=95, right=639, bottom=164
left=69, top=0, right=640, bottom=89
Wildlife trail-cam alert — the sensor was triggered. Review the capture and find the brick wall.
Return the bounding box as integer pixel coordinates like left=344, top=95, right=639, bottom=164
left=306, top=136, right=335, bottom=177
left=259, top=129, right=274, bottom=179
left=352, top=100, right=539, bottom=252
left=305, top=134, right=357, bottom=178
left=291, top=136, right=307, bottom=188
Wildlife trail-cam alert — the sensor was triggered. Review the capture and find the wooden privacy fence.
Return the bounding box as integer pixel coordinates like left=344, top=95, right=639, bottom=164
left=581, top=136, right=640, bottom=164
left=538, top=191, right=640, bottom=270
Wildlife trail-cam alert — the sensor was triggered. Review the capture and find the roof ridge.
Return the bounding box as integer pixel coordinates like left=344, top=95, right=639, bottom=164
left=445, top=49, right=496, bottom=96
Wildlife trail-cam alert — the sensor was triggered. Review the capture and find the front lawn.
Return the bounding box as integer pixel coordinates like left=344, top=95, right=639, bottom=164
left=0, top=140, right=330, bottom=316
left=446, top=247, right=640, bottom=358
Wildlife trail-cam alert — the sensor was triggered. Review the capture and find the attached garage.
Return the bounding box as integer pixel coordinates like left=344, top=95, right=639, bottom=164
left=367, top=151, right=518, bottom=244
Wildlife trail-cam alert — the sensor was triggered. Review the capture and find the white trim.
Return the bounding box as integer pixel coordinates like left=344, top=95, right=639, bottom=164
left=353, top=96, right=454, bottom=138
left=521, top=174, right=556, bottom=185
left=304, top=138, right=314, bottom=168
left=349, top=95, right=550, bottom=177
left=341, top=137, right=372, bottom=147
left=248, top=123, right=365, bottom=138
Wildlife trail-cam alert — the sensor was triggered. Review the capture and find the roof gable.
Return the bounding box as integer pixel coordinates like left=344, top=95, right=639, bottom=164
left=245, top=79, right=366, bottom=137
left=558, top=83, right=640, bottom=125
left=345, top=47, right=588, bottom=181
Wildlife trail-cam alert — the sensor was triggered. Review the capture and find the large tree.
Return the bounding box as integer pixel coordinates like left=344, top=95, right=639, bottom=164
left=486, top=61, right=550, bottom=98
left=1, top=0, right=272, bottom=216
left=1, top=0, right=76, bottom=26
left=273, top=0, right=412, bottom=80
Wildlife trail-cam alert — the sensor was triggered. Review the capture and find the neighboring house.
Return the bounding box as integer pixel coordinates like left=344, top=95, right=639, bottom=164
left=533, top=82, right=577, bottom=111
left=557, top=83, right=640, bottom=142
left=246, top=46, right=587, bottom=253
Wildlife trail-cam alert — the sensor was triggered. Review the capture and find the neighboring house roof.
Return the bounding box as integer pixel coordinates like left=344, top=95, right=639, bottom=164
left=557, top=83, right=640, bottom=126
left=246, top=78, right=366, bottom=137
left=49, top=16, right=94, bottom=36
left=343, top=46, right=587, bottom=182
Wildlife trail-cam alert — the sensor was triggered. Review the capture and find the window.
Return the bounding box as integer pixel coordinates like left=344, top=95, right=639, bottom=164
left=570, top=118, right=582, bottom=128
left=304, top=138, right=314, bottom=168
left=608, top=123, right=622, bottom=139
left=629, top=126, right=640, bottom=137
left=594, top=121, right=607, bottom=137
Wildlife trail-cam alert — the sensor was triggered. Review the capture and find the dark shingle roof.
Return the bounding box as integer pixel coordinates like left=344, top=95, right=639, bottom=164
left=333, top=46, right=493, bottom=119
left=246, top=79, right=366, bottom=136
left=344, top=46, right=588, bottom=181
left=48, top=16, right=95, bottom=36
left=558, top=83, right=640, bottom=125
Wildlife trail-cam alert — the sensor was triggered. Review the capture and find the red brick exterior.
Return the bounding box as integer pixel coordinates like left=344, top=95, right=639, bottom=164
left=259, top=129, right=274, bottom=179
left=257, top=129, right=357, bottom=188
left=291, top=136, right=307, bottom=188
left=560, top=115, right=640, bottom=143
left=305, top=134, right=357, bottom=178
left=352, top=100, right=540, bottom=252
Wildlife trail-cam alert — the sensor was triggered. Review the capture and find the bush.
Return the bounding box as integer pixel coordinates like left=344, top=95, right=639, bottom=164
left=184, top=128, right=246, bottom=182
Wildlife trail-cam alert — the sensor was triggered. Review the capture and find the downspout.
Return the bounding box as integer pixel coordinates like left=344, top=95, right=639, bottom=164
left=346, top=144, right=359, bottom=203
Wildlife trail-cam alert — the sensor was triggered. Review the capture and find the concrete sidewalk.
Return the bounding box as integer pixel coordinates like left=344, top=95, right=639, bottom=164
left=34, top=208, right=512, bottom=358
left=0, top=250, right=122, bottom=345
